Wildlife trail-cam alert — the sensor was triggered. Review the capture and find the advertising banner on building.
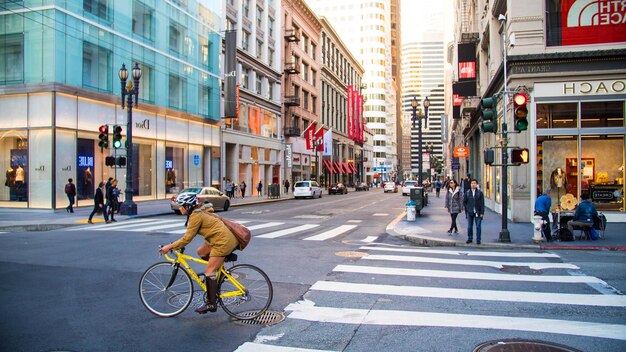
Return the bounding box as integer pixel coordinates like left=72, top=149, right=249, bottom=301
left=304, top=123, right=317, bottom=150
left=285, top=144, right=293, bottom=168
left=315, top=127, right=324, bottom=152
left=347, top=86, right=354, bottom=139
left=352, top=89, right=359, bottom=141
left=548, top=0, right=626, bottom=46
left=457, top=43, right=476, bottom=80
left=452, top=80, right=476, bottom=119
left=223, top=30, right=238, bottom=118
left=357, top=94, right=364, bottom=143
left=323, top=129, right=333, bottom=156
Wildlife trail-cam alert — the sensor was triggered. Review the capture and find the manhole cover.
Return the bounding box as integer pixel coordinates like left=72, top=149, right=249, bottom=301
left=234, top=310, right=285, bottom=326
left=500, top=265, right=542, bottom=275
left=474, top=339, right=583, bottom=352
left=335, top=251, right=368, bottom=258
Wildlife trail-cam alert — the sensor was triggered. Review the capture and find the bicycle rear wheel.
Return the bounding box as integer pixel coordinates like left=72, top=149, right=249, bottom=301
left=139, top=262, right=193, bottom=317
left=218, top=264, right=273, bottom=320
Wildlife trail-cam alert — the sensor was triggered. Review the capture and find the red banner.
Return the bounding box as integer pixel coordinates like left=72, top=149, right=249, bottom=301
left=315, top=127, right=324, bottom=152
left=357, top=94, right=364, bottom=143
left=459, top=62, right=476, bottom=79
left=347, top=86, right=353, bottom=139
left=304, top=123, right=316, bottom=150
left=561, top=0, right=626, bottom=45
left=352, top=89, right=359, bottom=141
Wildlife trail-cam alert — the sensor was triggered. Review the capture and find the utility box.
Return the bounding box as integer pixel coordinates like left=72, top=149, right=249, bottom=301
left=410, top=187, right=425, bottom=214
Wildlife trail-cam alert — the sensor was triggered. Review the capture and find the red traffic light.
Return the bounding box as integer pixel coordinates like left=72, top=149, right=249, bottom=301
left=99, top=125, right=108, bottom=134
left=513, top=93, right=528, bottom=107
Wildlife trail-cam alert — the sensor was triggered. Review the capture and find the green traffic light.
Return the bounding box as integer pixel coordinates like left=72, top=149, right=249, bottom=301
left=113, top=140, right=122, bottom=148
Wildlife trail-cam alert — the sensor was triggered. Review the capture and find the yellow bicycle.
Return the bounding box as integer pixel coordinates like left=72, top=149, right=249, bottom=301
left=139, top=247, right=272, bottom=320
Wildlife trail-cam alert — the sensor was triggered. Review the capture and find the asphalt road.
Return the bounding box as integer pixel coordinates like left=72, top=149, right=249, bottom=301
left=1, top=189, right=625, bottom=351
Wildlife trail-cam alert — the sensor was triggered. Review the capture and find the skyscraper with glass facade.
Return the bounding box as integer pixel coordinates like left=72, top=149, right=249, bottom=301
left=0, top=0, right=222, bottom=209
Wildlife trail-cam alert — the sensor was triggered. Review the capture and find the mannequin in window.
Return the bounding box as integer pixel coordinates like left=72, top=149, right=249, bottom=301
left=550, top=167, right=567, bottom=208
left=166, top=168, right=177, bottom=192
left=84, top=167, right=93, bottom=197
left=15, top=165, right=24, bottom=185
left=5, top=166, right=16, bottom=188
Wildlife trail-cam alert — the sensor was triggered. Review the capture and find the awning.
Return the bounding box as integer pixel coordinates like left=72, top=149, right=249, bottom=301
left=334, top=161, right=344, bottom=174
left=343, top=162, right=352, bottom=174
left=350, top=163, right=358, bottom=173
left=323, top=160, right=336, bottom=174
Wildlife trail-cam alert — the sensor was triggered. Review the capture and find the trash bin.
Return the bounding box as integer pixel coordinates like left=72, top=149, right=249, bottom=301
left=268, top=184, right=280, bottom=199
left=406, top=200, right=417, bottom=222
left=410, top=187, right=425, bottom=215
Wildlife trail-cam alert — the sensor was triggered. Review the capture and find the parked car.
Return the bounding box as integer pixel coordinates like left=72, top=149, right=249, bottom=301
left=401, top=180, right=419, bottom=196
left=170, top=187, right=230, bottom=213
left=355, top=182, right=370, bottom=191
left=383, top=182, right=398, bottom=193
left=328, top=183, right=348, bottom=195
left=294, top=180, right=323, bottom=199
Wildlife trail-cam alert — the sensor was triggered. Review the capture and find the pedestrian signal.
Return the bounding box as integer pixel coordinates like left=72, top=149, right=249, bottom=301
left=513, top=93, right=529, bottom=132
left=112, top=125, right=123, bottom=149
left=480, top=96, right=497, bottom=134
left=116, top=156, right=127, bottom=167
left=105, top=156, right=116, bottom=166
left=98, top=125, right=109, bottom=148
left=511, top=148, right=530, bottom=164
left=484, top=149, right=495, bottom=165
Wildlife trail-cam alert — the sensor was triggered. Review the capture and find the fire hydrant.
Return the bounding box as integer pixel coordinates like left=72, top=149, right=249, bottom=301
left=406, top=200, right=417, bottom=222
left=531, top=215, right=546, bottom=243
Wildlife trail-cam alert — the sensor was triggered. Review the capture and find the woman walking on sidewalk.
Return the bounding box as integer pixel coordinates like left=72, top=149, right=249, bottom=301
left=444, top=179, right=462, bottom=235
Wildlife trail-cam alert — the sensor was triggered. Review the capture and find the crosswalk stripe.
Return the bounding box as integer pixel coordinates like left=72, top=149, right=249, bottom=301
left=362, top=254, right=579, bottom=270
left=310, top=281, right=626, bottom=307
left=135, top=222, right=185, bottom=232
left=303, top=225, right=357, bottom=241
left=256, top=224, right=320, bottom=239
left=360, top=246, right=561, bottom=258
left=69, top=218, right=153, bottom=230
left=361, top=236, right=378, bottom=243
left=93, top=219, right=181, bottom=231
left=247, top=222, right=284, bottom=231
left=167, top=228, right=188, bottom=235
left=284, top=303, right=626, bottom=340
left=235, top=342, right=336, bottom=352
left=333, top=264, right=606, bottom=284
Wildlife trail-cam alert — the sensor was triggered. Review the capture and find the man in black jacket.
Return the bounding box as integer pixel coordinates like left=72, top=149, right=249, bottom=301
left=88, top=181, right=110, bottom=224
left=463, top=179, right=484, bottom=244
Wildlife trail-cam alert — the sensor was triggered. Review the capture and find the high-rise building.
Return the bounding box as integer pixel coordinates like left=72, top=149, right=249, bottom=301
left=307, top=0, right=398, bottom=183
left=0, top=0, right=222, bottom=209
left=402, top=34, right=446, bottom=180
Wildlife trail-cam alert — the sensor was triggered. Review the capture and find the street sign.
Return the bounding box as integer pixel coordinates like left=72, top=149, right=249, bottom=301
left=452, top=161, right=460, bottom=170
left=454, top=146, right=469, bottom=158
left=193, top=154, right=200, bottom=166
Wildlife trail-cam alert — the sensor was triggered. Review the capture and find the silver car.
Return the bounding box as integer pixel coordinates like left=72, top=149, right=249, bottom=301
left=170, top=187, right=230, bottom=213
left=293, top=181, right=323, bottom=199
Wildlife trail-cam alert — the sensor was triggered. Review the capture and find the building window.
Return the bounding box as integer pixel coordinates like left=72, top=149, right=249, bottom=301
left=311, top=43, right=316, bottom=60
left=303, top=91, right=309, bottom=111
left=169, top=22, right=184, bottom=53
left=268, top=18, right=274, bottom=37
left=0, top=34, right=23, bottom=83
left=268, top=48, right=274, bottom=66
left=84, top=0, right=109, bottom=20
left=199, top=85, right=210, bottom=117
left=302, top=34, right=309, bottom=53
left=241, top=67, right=250, bottom=89
left=132, top=1, right=154, bottom=40
left=312, top=96, right=317, bottom=114
left=82, top=41, right=111, bottom=92
left=200, top=36, right=210, bottom=67
left=256, top=40, right=263, bottom=59
left=302, top=62, right=309, bottom=81
left=242, top=0, right=250, bottom=18
left=256, top=6, right=263, bottom=28
left=256, top=74, right=263, bottom=95
left=242, top=30, right=250, bottom=51
left=169, top=74, right=186, bottom=109
left=226, top=18, right=236, bottom=31
left=268, top=81, right=274, bottom=100
left=311, top=69, right=316, bottom=87
left=137, top=63, right=154, bottom=103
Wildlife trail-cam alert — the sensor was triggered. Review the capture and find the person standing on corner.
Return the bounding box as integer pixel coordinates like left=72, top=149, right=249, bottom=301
left=88, top=181, right=110, bottom=224
left=64, top=178, right=76, bottom=213
left=257, top=180, right=263, bottom=197
left=435, top=179, right=442, bottom=198
left=463, top=179, right=484, bottom=244
left=106, top=179, right=119, bottom=222
left=240, top=181, right=247, bottom=198
left=444, top=179, right=462, bottom=235
left=534, top=189, right=553, bottom=242
left=284, top=179, right=290, bottom=194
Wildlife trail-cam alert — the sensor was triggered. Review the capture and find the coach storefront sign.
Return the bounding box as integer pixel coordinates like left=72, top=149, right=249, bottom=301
left=454, top=146, right=469, bottom=158
left=285, top=144, right=292, bottom=168
left=535, top=79, right=626, bottom=97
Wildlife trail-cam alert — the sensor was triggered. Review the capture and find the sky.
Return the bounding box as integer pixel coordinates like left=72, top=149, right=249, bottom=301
left=401, top=0, right=453, bottom=43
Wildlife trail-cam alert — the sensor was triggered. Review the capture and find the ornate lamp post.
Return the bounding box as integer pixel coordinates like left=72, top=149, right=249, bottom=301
left=118, top=63, right=141, bottom=216
left=411, top=96, right=430, bottom=184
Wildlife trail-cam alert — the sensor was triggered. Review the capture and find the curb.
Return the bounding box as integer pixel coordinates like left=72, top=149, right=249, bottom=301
left=540, top=244, right=626, bottom=251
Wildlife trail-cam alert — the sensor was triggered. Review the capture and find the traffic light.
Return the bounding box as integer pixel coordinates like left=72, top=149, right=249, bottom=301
left=511, top=148, right=530, bottom=164
left=112, top=125, right=123, bottom=149
left=480, top=96, right=497, bottom=134
left=105, top=156, right=116, bottom=166
left=98, top=125, right=109, bottom=148
left=484, top=149, right=495, bottom=165
left=116, top=156, right=127, bottom=167
left=513, top=93, right=529, bottom=132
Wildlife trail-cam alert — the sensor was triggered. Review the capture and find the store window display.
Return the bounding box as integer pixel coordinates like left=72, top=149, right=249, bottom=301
left=0, top=135, right=28, bottom=204
left=165, top=146, right=185, bottom=194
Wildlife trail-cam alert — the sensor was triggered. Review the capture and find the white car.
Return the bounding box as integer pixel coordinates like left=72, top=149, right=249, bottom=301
left=294, top=180, right=323, bottom=199
left=401, top=180, right=419, bottom=196
left=383, top=182, right=398, bottom=193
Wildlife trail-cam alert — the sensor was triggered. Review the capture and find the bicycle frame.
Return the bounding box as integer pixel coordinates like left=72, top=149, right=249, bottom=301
left=163, top=251, right=247, bottom=300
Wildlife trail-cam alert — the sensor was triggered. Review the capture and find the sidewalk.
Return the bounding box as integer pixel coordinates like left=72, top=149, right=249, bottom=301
left=0, top=194, right=292, bottom=232
left=387, top=189, right=626, bottom=251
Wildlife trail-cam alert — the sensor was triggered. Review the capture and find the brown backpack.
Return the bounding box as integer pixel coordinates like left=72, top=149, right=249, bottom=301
left=207, top=213, right=251, bottom=250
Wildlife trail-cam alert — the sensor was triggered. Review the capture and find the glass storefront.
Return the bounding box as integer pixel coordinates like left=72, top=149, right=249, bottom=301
left=165, top=146, right=186, bottom=195
left=0, top=132, right=28, bottom=206
left=536, top=101, right=625, bottom=214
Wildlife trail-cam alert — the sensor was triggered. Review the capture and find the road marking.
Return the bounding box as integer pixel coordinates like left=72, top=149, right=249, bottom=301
left=360, top=246, right=561, bottom=258
left=136, top=222, right=186, bottom=232
left=372, top=213, right=388, bottom=216
left=93, top=219, right=181, bottom=231
left=333, top=265, right=606, bottom=284
left=247, top=222, right=284, bottom=231
left=293, top=215, right=329, bottom=219
left=310, top=281, right=626, bottom=307
left=303, top=225, right=357, bottom=241
left=347, top=220, right=362, bottom=223
left=167, top=228, right=188, bottom=235
left=69, top=218, right=153, bottom=230
left=284, top=303, right=626, bottom=341
left=235, top=342, right=337, bottom=352
left=257, top=224, right=320, bottom=239
left=231, top=220, right=251, bottom=224
left=361, top=236, right=378, bottom=243
left=363, top=254, right=579, bottom=270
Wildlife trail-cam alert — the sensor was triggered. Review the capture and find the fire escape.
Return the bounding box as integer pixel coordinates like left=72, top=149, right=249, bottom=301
left=283, top=28, right=301, bottom=137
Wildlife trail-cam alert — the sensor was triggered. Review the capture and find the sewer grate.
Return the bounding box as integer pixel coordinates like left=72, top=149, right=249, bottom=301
left=234, top=310, right=285, bottom=326
left=500, top=265, right=543, bottom=275
left=474, top=339, right=583, bottom=352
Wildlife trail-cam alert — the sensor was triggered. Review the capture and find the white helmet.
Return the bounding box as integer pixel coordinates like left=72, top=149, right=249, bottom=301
left=175, top=192, right=198, bottom=207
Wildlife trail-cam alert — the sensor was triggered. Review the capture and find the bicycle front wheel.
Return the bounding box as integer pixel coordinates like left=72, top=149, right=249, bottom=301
left=139, top=262, right=194, bottom=317
left=218, top=264, right=273, bottom=320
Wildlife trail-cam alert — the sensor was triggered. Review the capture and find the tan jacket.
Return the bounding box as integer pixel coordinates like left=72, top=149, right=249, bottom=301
left=171, top=205, right=237, bottom=255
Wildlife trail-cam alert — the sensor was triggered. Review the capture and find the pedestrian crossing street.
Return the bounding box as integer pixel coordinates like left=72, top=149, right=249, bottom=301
left=72, top=218, right=364, bottom=242
left=236, top=244, right=626, bottom=352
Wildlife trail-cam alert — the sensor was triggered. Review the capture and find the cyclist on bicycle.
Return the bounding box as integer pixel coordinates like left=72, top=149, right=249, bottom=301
left=159, top=192, right=238, bottom=314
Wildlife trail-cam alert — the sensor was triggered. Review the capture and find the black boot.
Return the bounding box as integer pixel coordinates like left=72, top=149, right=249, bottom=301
left=195, top=276, right=218, bottom=314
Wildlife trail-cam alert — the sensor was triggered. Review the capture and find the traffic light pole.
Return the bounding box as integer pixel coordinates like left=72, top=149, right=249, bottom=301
left=499, top=15, right=511, bottom=243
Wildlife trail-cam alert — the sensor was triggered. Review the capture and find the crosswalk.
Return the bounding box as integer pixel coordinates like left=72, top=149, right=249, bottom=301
left=235, top=244, right=626, bottom=351
left=72, top=218, right=365, bottom=242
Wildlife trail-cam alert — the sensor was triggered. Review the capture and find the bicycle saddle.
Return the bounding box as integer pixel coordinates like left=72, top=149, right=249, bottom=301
left=224, top=252, right=238, bottom=262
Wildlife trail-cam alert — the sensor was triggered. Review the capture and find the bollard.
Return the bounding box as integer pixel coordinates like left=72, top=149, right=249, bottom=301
left=531, top=215, right=545, bottom=243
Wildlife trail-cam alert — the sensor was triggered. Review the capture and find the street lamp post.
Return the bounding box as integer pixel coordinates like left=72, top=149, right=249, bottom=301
left=118, top=63, right=141, bottom=216
left=411, top=97, right=430, bottom=184
left=426, top=143, right=434, bottom=181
